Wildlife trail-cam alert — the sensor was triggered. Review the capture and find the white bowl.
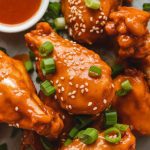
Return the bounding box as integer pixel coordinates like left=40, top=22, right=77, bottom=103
left=0, top=0, right=49, bottom=33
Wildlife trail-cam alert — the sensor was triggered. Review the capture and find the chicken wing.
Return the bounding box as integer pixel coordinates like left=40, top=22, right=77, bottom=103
left=60, top=129, right=136, bottom=150
left=113, top=69, right=150, bottom=135
left=25, top=22, right=114, bottom=115
left=61, top=0, right=121, bottom=44
left=0, top=51, right=63, bottom=139
left=105, top=7, right=150, bottom=58
left=39, top=91, right=74, bottom=140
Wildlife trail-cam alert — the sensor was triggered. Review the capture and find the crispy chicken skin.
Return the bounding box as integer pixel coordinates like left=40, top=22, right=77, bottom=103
left=61, top=0, right=121, bottom=44
left=105, top=7, right=150, bottom=58
left=25, top=22, right=114, bottom=115
left=60, top=129, right=136, bottom=150
left=113, top=69, right=150, bottom=135
left=0, top=51, right=63, bottom=139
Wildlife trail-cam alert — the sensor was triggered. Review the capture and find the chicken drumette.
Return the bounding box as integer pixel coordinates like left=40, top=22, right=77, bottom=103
left=105, top=7, right=150, bottom=58
left=61, top=0, right=121, bottom=44
left=60, top=129, right=136, bottom=150
left=0, top=51, right=63, bottom=139
left=113, top=69, right=150, bottom=135
left=25, top=22, right=114, bottom=115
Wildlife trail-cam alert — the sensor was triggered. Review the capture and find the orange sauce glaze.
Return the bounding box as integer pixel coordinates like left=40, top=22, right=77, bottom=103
left=0, top=0, right=41, bottom=25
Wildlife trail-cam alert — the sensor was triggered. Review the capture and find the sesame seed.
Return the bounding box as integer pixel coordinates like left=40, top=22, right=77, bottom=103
left=61, top=87, right=65, bottom=92
left=71, top=95, right=76, bottom=99
left=15, top=106, right=19, bottom=111
left=112, top=84, right=114, bottom=88
left=60, top=77, right=65, bottom=80
left=72, top=90, right=77, bottom=94
left=80, top=85, right=85, bottom=89
left=56, top=80, right=59, bottom=84
left=103, top=99, right=107, bottom=104
left=62, top=115, right=65, bottom=119
left=85, top=82, right=88, bottom=86
left=35, top=57, right=38, bottom=61
left=58, top=84, right=62, bottom=87
left=69, top=82, right=73, bottom=86
left=54, top=95, right=57, bottom=100
left=61, top=97, right=64, bottom=101
left=96, top=113, right=100, bottom=116
left=93, top=107, right=98, bottom=111
left=81, top=89, right=85, bottom=94
left=68, top=92, right=72, bottom=96
left=85, top=88, right=88, bottom=92
left=68, top=105, right=72, bottom=109
left=16, top=123, right=19, bottom=128
left=88, top=102, right=93, bottom=106
left=70, top=76, right=74, bottom=80
left=58, top=89, right=61, bottom=93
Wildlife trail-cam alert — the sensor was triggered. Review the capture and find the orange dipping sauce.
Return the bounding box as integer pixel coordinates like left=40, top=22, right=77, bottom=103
left=0, top=0, right=41, bottom=25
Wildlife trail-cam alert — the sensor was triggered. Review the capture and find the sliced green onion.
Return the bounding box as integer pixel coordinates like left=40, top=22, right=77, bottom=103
left=76, top=130, right=85, bottom=138
left=78, top=128, right=98, bottom=145
left=112, top=64, right=124, bottom=77
left=0, top=143, right=7, bottom=150
left=105, top=111, right=117, bottom=126
left=39, top=41, right=54, bottom=57
left=84, top=0, right=100, bottom=10
left=104, top=127, right=121, bottom=144
left=121, top=80, right=132, bottom=92
left=64, top=138, right=72, bottom=146
left=0, top=47, right=7, bottom=54
left=48, top=2, right=61, bottom=19
left=116, top=80, right=132, bottom=96
left=114, top=124, right=129, bottom=132
left=41, top=58, right=56, bottom=74
left=40, top=80, right=56, bottom=96
left=143, top=3, right=150, bottom=11
left=54, top=17, right=66, bottom=30
left=89, top=66, right=102, bottom=78
left=24, top=60, right=34, bottom=72
left=29, top=51, right=35, bottom=61
left=69, top=127, right=79, bottom=138
left=116, top=89, right=128, bottom=96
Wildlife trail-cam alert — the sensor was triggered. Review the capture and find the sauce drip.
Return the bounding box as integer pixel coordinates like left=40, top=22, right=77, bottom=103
left=0, top=0, right=41, bottom=25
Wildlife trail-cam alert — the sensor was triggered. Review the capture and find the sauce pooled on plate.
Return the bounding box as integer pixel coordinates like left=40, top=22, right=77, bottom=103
left=0, top=0, right=41, bottom=25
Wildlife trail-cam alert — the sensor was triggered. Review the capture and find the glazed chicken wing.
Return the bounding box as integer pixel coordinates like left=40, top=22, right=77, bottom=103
left=25, top=22, right=114, bottom=115
left=61, top=0, right=121, bottom=44
left=105, top=7, right=150, bottom=58
left=0, top=51, right=63, bottom=139
left=60, top=129, right=136, bottom=150
left=113, top=69, right=150, bottom=135
left=21, top=92, right=74, bottom=150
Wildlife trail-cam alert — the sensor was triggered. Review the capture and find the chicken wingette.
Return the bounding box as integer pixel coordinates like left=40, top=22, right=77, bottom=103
left=25, top=22, right=114, bottom=115
left=60, top=129, right=136, bottom=150
left=105, top=7, right=150, bottom=58
left=0, top=51, right=63, bottom=139
left=61, top=0, right=121, bottom=44
left=113, top=69, right=150, bottom=135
